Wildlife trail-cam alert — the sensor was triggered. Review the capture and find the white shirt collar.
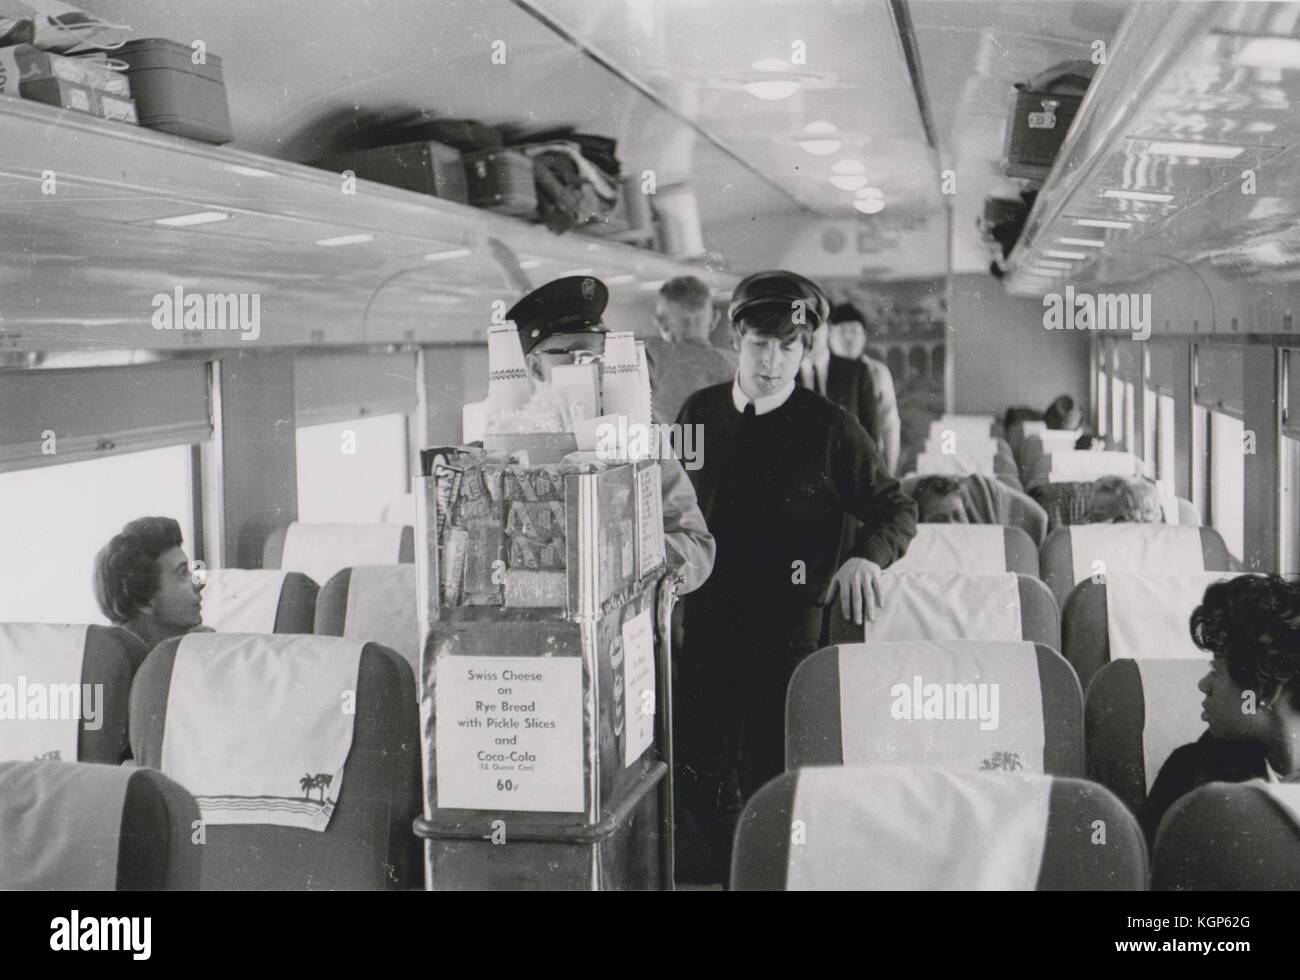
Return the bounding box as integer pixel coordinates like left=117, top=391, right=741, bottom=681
left=732, top=374, right=796, bottom=416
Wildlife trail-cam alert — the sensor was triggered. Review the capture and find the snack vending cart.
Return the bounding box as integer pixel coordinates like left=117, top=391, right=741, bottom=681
left=412, top=447, right=678, bottom=890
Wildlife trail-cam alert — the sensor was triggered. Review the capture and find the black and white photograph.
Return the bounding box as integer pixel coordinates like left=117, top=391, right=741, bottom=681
left=0, top=0, right=1296, bottom=944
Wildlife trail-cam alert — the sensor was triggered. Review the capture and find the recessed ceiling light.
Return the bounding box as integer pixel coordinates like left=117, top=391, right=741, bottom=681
left=519, top=259, right=543, bottom=269
left=832, top=159, right=866, bottom=175
left=799, top=138, right=842, bottom=155
left=155, top=211, right=231, bottom=227
left=639, top=279, right=666, bottom=291
left=606, top=274, right=635, bottom=285
left=1102, top=189, right=1174, bottom=203
left=315, top=233, right=374, bottom=246
left=1143, top=140, right=1245, bottom=160
left=1057, top=237, right=1106, bottom=247
left=853, top=198, right=885, bottom=214
left=743, top=79, right=801, bottom=101
left=227, top=164, right=275, bottom=178
left=804, top=120, right=838, bottom=135
left=1036, top=260, right=1074, bottom=269
left=1074, top=217, right=1133, bottom=229
left=1235, top=36, right=1300, bottom=70
left=557, top=268, right=594, bottom=277
left=425, top=248, right=472, bottom=262
left=1046, top=249, right=1088, bottom=260
left=831, top=175, right=869, bottom=191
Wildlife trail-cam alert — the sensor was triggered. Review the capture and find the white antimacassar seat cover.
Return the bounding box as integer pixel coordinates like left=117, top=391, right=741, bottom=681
left=1135, top=660, right=1209, bottom=793
left=923, top=435, right=999, bottom=457
left=0, top=623, right=88, bottom=763
left=1256, top=781, right=1300, bottom=830
left=1068, top=524, right=1205, bottom=589
left=891, top=524, right=1007, bottom=574
left=1105, top=572, right=1248, bottom=662
left=915, top=451, right=995, bottom=477
left=280, top=522, right=405, bottom=590
left=1047, top=450, right=1140, bottom=483
left=929, top=416, right=994, bottom=441
left=867, top=572, right=1022, bottom=643
left=160, top=633, right=362, bottom=832
left=786, top=766, right=1051, bottom=890
left=836, top=640, right=1045, bottom=773
left=201, top=569, right=292, bottom=634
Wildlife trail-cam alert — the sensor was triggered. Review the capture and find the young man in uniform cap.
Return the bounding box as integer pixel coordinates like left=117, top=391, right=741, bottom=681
left=506, top=276, right=716, bottom=595
left=672, top=270, right=917, bottom=884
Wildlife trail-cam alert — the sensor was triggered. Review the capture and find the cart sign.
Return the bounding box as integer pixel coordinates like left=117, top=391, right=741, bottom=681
left=435, top=654, right=584, bottom=813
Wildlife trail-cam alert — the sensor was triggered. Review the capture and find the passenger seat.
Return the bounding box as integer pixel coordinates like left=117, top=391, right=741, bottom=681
left=0, top=623, right=146, bottom=764
left=732, top=767, right=1145, bottom=890
left=314, top=565, right=420, bottom=683
left=891, top=523, right=1040, bottom=577
left=201, top=568, right=319, bottom=634
left=129, top=633, right=421, bottom=890
left=263, top=522, right=414, bottom=589
left=786, top=641, right=1083, bottom=776
left=0, top=760, right=200, bottom=890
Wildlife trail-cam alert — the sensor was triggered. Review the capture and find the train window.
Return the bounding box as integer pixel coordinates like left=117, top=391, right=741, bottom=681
left=1123, top=381, right=1136, bottom=452
left=0, top=446, right=196, bottom=624
left=295, top=413, right=410, bottom=523
left=1282, top=436, right=1300, bottom=575
left=1209, top=410, right=1246, bottom=559
left=1097, top=369, right=1109, bottom=436
left=1158, top=393, right=1176, bottom=483
left=1143, top=387, right=1157, bottom=470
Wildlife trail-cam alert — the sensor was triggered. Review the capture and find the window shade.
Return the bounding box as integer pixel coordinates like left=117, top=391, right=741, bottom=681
left=295, top=352, right=418, bottom=427
left=1195, top=346, right=1245, bottom=419
left=1114, top=340, right=1139, bottom=387
left=0, top=362, right=212, bottom=472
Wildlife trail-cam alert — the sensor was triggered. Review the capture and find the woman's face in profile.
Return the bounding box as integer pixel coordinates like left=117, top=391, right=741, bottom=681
left=1197, top=656, right=1264, bottom=740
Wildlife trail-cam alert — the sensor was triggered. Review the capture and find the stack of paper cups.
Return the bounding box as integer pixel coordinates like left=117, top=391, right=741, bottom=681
left=601, top=331, right=642, bottom=424
left=634, top=341, right=653, bottom=431
left=486, top=320, right=533, bottom=411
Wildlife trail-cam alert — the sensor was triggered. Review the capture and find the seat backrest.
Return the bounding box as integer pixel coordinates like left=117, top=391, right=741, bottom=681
left=1084, top=658, right=1209, bottom=819
left=263, top=523, right=414, bottom=585
left=1030, top=481, right=1095, bottom=534
left=1027, top=450, right=1140, bottom=489
left=828, top=572, right=1059, bottom=650
left=201, top=569, right=319, bottom=634
left=891, top=523, right=1038, bottom=576
left=786, top=641, right=1083, bottom=776
left=1041, top=524, right=1229, bottom=609
left=929, top=416, right=994, bottom=441
left=1062, top=572, right=1245, bottom=689
left=915, top=451, right=995, bottom=477
left=314, top=565, right=420, bottom=682
left=1017, top=430, right=1083, bottom=472
left=0, top=760, right=200, bottom=890
left=129, top=633, right=420, bottom=890
left=1153, top=782, right=1300, bottom=890
left=0, top=623, right=145, bottom=764
left=732, top=767, right=1145, bottom=890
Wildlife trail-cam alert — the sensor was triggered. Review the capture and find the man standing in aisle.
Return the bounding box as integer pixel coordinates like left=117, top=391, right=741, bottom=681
left=508, top=275, right=715, bottom=594
left=672, top=271, right=917, bottom=883
left=823, top=303, right=901, bottom=476
left=644, top=276, right=738, bottom=425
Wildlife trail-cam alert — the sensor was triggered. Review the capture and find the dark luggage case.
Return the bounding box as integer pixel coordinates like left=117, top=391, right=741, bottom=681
left=315, top=141, right=468, bottom=203
left=116, top=37, right=232, bottom=144
left=463, top=148, right=537, bottom=217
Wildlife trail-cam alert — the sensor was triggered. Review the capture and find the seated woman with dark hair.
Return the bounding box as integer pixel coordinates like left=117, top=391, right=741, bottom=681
left=93, top=516, right=207, bottom=652
left=1143, top=575, right=1300, bottom=844
left=1074, top=432, right=1107, bottom=451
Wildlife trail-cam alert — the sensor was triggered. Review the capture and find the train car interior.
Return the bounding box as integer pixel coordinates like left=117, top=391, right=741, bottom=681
left=1, top=0, right=1299, bottom=895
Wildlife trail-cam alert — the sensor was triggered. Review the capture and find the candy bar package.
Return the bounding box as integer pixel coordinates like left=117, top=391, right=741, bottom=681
left=416, top=447, right=657, bottom=621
